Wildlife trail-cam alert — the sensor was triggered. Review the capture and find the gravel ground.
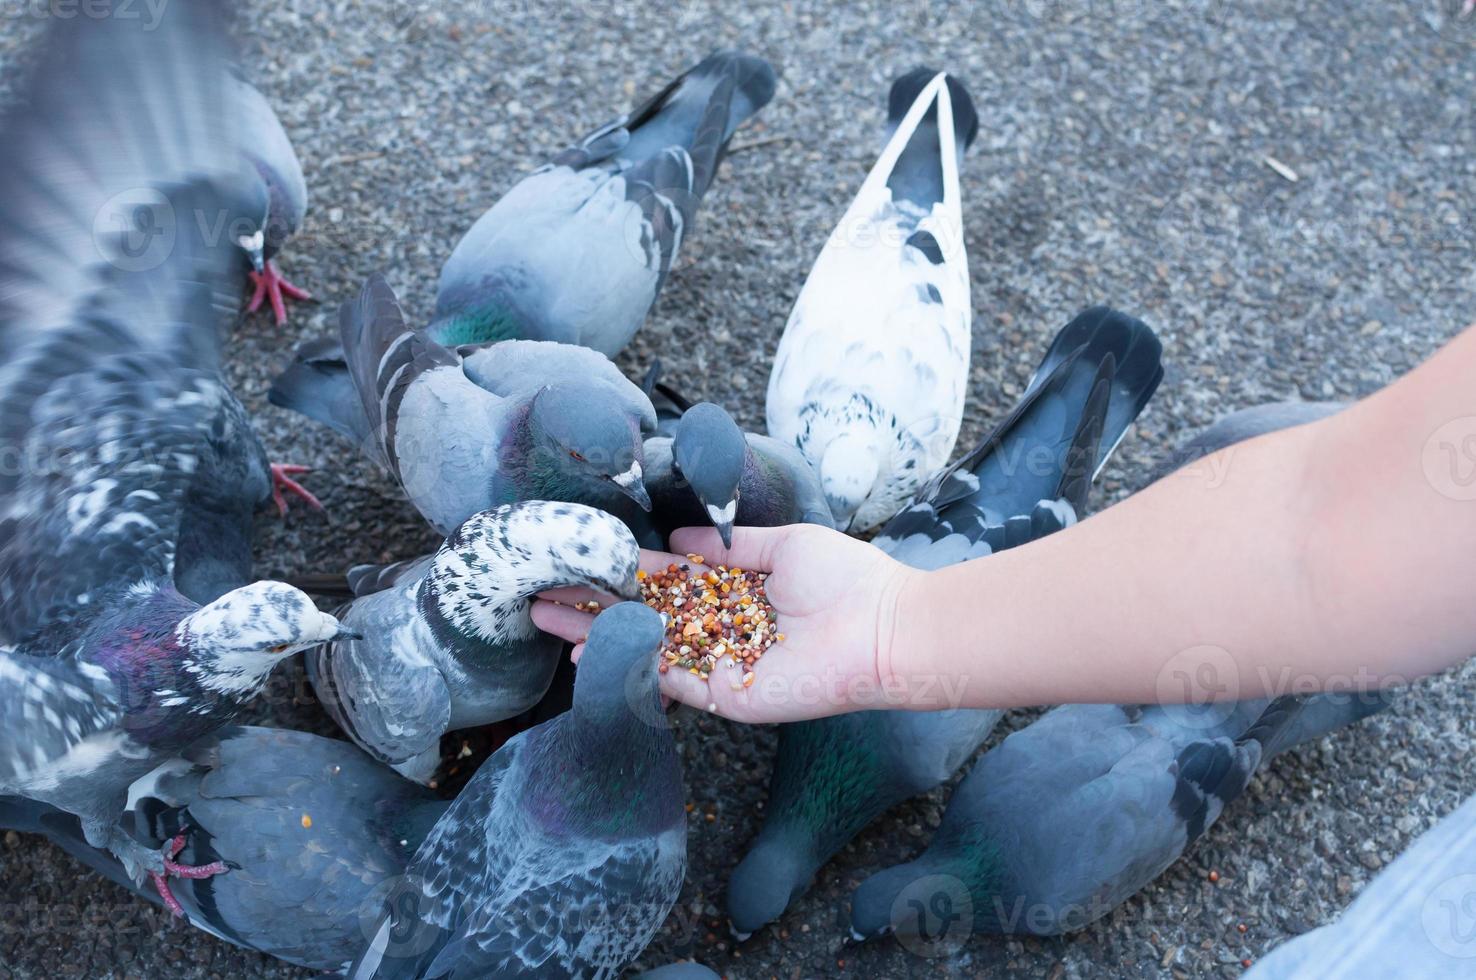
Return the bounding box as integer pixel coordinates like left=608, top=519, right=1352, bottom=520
left=2, top=1, right=1475, bottom=977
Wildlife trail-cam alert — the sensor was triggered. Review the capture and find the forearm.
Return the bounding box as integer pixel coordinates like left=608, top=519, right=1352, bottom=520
left=891, top=328, right=1476, bottom=709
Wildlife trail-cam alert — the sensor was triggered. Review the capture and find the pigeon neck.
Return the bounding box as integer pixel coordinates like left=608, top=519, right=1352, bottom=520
left=427, top=302, right=524, bottom=349
left=498, top=408, right=614, bottom=507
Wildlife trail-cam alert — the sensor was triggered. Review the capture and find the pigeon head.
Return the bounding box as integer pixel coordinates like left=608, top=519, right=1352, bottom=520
left=818, top=433, right=881, bottom=530
left=530, top=385, right=651, bottom=511
left=428, top=502, right=641, bottom=640
left=672, top=402, right=747, bottom=547
left=727, top=834, right=816, bottom=939
left=572, top=601, right=666, bottom=725
left=848, top=863, right=918, bottom=941
left=227, top=173, right=273, bottom=272
left=177, top=581, right=355, bottom=693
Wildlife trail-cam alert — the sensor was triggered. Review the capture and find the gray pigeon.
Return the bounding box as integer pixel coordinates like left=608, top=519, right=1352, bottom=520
left=634, top=964, right=722, bottom=980
left=849, top=399, right=1388, bottom=942
left=1, top=726, right=447, bottom=972
left=0, top=0, right=351, bottom=908
left=268, top=274, right=658, bottom=535
left=429, top=51, right=776, bottom=357
left=349, top=602, right=686, bottom=979
left=232, top=72, right=313, bottom=325
left=727, top=308, right=1165, bottom=938
left=307, top=500, right=641, bottom=782
left=639, top=397, right=835, bottom=549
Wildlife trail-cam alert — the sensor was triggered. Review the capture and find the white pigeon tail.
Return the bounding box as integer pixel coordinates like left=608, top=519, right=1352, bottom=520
left=766, top=68, right=976, bottom=532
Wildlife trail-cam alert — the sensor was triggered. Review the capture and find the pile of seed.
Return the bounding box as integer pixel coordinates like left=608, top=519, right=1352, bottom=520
left=637, top=555, right=783, bottom=683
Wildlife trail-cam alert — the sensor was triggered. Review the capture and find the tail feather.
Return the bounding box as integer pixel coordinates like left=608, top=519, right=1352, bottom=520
left=884, top=67, right=978, bottom=210
left=1260, top=690, right=1393, bottom=758
left=617, top=51, right=776, bottom=198
left=267, top=335, right=373, bottom=450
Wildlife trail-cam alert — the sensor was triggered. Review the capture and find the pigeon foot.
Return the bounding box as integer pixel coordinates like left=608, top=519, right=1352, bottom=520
left=271, top=463, right=325, bottom=517
left=246, top=260, right=314, bottom=326
left=147, top=831, right=227, bottom=918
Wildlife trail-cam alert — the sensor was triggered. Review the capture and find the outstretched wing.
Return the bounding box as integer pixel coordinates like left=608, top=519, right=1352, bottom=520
left=0, top=3, right=247, bottom=643
left=0, top=646, right=122, bottom=792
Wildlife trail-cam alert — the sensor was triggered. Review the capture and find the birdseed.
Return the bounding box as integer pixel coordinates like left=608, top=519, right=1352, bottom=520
left=638, top=555, right=782, bottom=681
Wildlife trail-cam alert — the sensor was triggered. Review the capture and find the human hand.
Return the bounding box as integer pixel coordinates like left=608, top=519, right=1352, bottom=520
left=531, top=524, right=925, bottom=723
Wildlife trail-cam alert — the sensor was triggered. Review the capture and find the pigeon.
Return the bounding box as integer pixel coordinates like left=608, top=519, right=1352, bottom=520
left=850, top=693, right=1390, bottom=940
left=268, top=274, right=658, bottom=534
left=639, top=398, right=835, bottom=549
left=307, top=501, right=641, bottom=783
left=727, top=308, right=1165, bottom=938
left=0, top=0, right=349, bottom=908
left=349, top=602, right=686, bottom=979
left=232, top=73, right=313, bottom=325
left=1149, top=399, right=1346, bottom=483
left=429, top=51, right=776, bottom=357
left=849, top=400, right=1387, bottom=942
left=766, top=68, right=978, bottom=532
left=1, top=726, right=447, bottom=971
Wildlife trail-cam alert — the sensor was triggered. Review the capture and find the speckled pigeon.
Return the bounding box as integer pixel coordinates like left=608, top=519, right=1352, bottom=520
left=849, top=399, right=1388, bottom=942
left=348, top=602, right=686, bottom=979
left=307, top=501, right=641, bottom=783
left=1, top=725, right=447, bottom=972
left=638, top=398, right=835, bottom=549
left=0, top=0, right=351, bottom=909
left=766, top=68, right=978, bottom=532
left=727, top=308, right=1164, bottom=939
left=268, top=274, right=658, bottom=534
left=429, top=51, right=776, bottom=357
left=232, top=72, right=313, bottom=325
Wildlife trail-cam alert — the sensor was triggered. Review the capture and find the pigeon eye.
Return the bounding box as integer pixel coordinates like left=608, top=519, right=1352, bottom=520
left=569, top=450, right=585, bottom=462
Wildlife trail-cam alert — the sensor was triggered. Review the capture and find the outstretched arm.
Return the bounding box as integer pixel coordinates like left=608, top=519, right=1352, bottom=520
left=536, top=324, right=1476, bottom=721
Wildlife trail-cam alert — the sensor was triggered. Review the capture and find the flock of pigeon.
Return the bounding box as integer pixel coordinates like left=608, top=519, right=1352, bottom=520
left=0, top=3, right=1390, bottom=978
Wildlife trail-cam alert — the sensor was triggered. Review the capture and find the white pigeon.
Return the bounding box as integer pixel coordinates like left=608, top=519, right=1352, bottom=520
left=766, top=68, right=977, bottom=532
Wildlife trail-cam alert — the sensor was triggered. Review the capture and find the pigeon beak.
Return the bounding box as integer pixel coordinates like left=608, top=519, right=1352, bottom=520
left=247, top=247, right=265, bottom=274
left=704, top=500, right=737, bottom=549
left=611, top=462, right=651, bottom=512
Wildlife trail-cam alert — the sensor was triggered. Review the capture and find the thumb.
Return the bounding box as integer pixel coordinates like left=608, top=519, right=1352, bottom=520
left=667, top=524, right=800, bottom=572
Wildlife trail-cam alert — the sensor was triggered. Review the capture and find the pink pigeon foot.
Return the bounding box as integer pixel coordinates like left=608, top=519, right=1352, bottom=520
left=271, top=463, right=325, bottom=517
left=147, top=831, right=228, bottom=919
left=246, top=260, right=313, bottom=326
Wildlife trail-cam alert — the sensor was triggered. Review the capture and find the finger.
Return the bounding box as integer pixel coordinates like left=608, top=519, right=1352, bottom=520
left=668, top=525, right=796, bottom=572
left=537, top=585, right=614, bottom=606
left=639, top=548, right=705, bottom=574
left=530, top=600, right=595, bottom=644
left=569, top=641, right=586, bottom=665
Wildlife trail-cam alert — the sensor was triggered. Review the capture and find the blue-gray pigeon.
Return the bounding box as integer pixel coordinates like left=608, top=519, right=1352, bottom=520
left=1, top=725, right=447, bottom=972
left=430, top=51, right=776, bottom=357
left=849, top=400, right=1389, bottom=942
left=268, top=274, right=658, bottom=535
left=638, top=391, right=835, bottom=549
left=0, top=0, right=352, bottom=911
left=307, top=500, right=641, bottom=782
left=727, top=307, right=1165, bottom=939
left=766, top=68, right=979, bottom=531
left=348, top=602, right=686, bottom=979
left=232, top=72, right=313, bottom=325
